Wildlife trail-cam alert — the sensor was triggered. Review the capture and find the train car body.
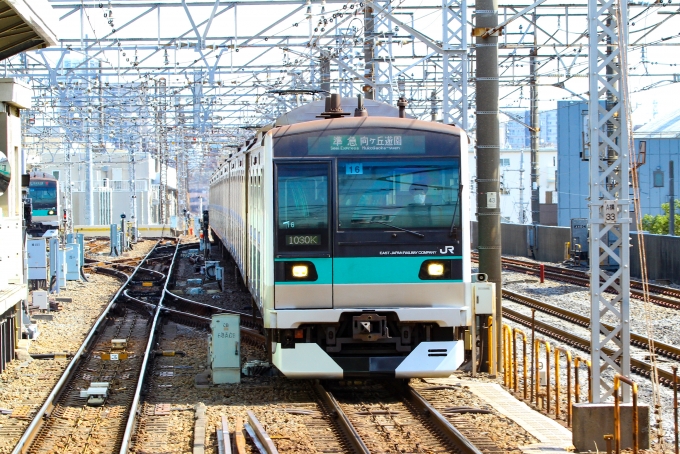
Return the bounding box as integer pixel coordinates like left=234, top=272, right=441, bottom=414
left=28, top=172, right=60, bottom=233
left=210, top=100, right=474, bottom=379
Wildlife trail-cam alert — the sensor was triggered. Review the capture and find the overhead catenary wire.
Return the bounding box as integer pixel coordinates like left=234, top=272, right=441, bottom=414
left=620, top=0, right=667, bottom=445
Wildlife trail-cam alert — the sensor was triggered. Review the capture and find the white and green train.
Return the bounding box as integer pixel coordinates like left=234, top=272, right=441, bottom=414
left=209, top=96, right=479, bottom=379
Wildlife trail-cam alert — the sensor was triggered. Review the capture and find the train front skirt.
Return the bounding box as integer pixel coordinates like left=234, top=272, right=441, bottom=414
left=272, top=340, right=465, bottom=379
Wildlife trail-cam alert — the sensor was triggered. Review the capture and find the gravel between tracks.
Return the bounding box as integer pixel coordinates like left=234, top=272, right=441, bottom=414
left=86, top=238, right=157, bottom=261
left=502, top=267, right=679, bottom=450
left=130, top=247, right=545, bottom=454
left=0, top=239, right=155, bottom=453
left=0, top=273, right=122, bottom=453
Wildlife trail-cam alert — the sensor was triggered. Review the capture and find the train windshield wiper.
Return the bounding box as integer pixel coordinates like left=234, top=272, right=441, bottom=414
left=449, top=185, right=462, bottom=241
left=351, top=219, right=425, bottom=238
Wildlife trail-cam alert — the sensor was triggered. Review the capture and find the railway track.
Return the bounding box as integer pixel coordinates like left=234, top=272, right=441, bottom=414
left=503, top=289, right=680, bottom=362
left=314, top=381, right=494, bottom=454
left=476, top=253, right=680, bottom=309
left=502, top=305, right=679, bottom=388
left=9, top=240, right=266, bottom=454
left=10, top=240, right=168, bottom=454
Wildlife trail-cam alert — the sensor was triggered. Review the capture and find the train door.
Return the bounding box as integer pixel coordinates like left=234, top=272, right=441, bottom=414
left=273, top=161, right=333, bottom=309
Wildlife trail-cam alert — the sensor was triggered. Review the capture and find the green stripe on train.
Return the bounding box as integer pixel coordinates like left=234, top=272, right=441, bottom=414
left=333, top=256, right=463, bottom=284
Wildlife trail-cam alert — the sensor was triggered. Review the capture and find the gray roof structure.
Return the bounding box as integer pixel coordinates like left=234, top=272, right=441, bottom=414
left=635, top=108, right=680, bottom=138
left=0, top=0, right=59, bottom=61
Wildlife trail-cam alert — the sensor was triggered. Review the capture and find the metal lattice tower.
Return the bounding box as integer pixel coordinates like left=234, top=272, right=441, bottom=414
left=441, top=0, right=468, bottom=129
left=365, top=1, right=395, bottom=103
left=587, top=0, right=631, bottom=403
left=337, top=27, right=357, bottom=98
left=155, top=77, right=168, bottom=225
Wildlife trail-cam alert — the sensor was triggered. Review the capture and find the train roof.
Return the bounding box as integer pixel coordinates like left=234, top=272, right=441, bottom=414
left=29, top=171, right=57, bottom=181
left=274, top=97, right=408, bottom=125
left=273, top=116, right=466, bottom=138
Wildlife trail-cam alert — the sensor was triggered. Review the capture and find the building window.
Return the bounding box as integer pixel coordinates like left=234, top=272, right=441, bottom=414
left=500, top=158, right=510, bottom=167
left=653, top=169, right=664, bottom=188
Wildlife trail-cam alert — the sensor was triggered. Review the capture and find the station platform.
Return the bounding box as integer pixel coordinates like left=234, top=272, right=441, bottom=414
left=424, top=377, right=574, bottom=453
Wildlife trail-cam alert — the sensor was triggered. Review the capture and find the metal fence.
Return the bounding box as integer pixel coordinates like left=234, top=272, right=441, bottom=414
left=70, top=179, right=149, bottom=192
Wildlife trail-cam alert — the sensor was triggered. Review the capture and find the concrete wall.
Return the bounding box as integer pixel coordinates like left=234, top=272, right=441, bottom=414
left=536, top=225, right=570, bottom=263
left=630, top=233, right=680, bottom=284
left=472, top=221, right=680, bottom=284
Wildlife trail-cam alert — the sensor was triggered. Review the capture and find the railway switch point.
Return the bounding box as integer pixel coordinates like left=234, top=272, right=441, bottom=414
left=572, top=403, right=650, bottom=451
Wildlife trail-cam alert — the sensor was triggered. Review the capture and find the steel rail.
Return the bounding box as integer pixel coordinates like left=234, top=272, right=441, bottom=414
left=122, top=286, right=266, bottom=343
left=404, top=386, right=484, bottom=454
left=11, top=240, right=162, bottom=454
left=503, top=289, right=680, bottom=361
left=118, top=240, right=184, bottom=454
left=502, top=307, right=678, bottom=387
left=477, top=253, right=680, bottom=308
left=164, top=290, right=260, bottom=326
left=312, top=381, right=371, bottom=454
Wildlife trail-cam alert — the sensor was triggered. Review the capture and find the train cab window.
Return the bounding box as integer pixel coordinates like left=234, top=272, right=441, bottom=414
left=276, top=162, right=330, bottom=253
left=338, top=159, right=460, bottom=231
left=29, top=179, right=58, bottom=210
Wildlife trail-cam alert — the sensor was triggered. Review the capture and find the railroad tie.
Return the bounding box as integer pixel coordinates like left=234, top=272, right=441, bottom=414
left=194, top=402, right=207, bottom=454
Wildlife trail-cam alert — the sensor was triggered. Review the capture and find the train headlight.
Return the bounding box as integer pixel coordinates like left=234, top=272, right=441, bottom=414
left=427, top=263, right=445, bottom=277
left=48, top=210, right=55, bottom=215
left=292, top=265, right=309, bottom=278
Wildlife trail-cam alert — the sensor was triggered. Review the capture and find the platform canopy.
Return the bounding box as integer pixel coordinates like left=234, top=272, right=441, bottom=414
left=0, top=0, right=58, bottom=60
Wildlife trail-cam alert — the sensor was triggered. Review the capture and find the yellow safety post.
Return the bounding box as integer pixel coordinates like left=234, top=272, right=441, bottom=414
left=574, top=356, right=592, bottom=404
left=554, top=347, right=573, bottom=426
left=487, top=316, right=494, bottom=374
left=534, top=339, right=550, bottom=411
left=503, top=324, right=513, bottom=388
left=614, top=374, right=639, bottom=454
left=513, top=327, right=528, bottom=399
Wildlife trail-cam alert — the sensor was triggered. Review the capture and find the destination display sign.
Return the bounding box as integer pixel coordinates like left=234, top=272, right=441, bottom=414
left=285, top=235, right=321, bottom=246
left=30, top=180, right=56, bottom=187
left=308, top=135, right=426, bottom=155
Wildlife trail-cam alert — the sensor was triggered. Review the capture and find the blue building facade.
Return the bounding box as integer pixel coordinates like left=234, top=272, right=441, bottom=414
left=556, top=100, right=680, bottom=227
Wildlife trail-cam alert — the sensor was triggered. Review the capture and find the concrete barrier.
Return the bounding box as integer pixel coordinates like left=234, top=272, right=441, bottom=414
left=536, top=225, right=570, bottom=263
left=630, top=232, right=680, bottom=284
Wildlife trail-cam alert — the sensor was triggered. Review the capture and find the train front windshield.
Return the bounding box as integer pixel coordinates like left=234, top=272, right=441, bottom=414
left=338, top=160, right=460, bottom=231
left=29, top=180, right=58, bottom=210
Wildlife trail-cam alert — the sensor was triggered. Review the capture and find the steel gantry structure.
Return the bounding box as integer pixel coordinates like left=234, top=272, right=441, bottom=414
left=587, top=0, right=631, bottom=403
left=2, top=0, right=679, bottom=415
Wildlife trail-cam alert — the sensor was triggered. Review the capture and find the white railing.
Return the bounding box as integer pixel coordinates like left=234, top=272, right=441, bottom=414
left=71, top=179, right=149, bottom=192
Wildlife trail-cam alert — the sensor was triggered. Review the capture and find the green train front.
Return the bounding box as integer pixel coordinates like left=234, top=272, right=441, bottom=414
left=210, top=115, right=473, bottom=378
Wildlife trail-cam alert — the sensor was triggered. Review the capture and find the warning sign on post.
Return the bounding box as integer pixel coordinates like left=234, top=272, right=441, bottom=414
left=487, top=192, right=497, bottom=209
left=604, top=200, right=618, bottom=224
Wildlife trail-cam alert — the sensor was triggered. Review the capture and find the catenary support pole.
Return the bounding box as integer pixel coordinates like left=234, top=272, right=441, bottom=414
left=588, top=0, right=631, bottom=403
left=670, top=160, right=675, bottom=236
left=475, top=0, right=502, bottom=373
left=530, top=11, right=540, bottom=226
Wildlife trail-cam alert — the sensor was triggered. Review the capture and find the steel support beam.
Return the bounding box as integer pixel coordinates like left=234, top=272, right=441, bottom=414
left=442, top=0, right=468, bottom=128
left=587, top=0, right=631, bottom=403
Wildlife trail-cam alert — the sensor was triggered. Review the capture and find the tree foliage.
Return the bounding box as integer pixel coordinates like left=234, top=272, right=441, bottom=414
left=641, top=200, right=680, bottom=235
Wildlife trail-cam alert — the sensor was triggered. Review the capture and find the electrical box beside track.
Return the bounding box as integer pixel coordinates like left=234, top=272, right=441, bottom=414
left=27, top=238, right=48, bottom=281
left=210, top=313, right=241, bottom=384
left=472, top=282, right=495, bottom=315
